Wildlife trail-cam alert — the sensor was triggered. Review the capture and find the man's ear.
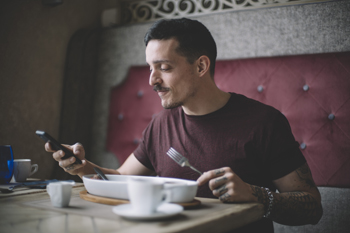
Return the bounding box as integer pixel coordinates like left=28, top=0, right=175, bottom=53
left=197, top=55, right=210, bottom=77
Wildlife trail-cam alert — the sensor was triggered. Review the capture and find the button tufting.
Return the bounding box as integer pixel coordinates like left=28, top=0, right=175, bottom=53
left=328, top=113, right=335, bottom=120
left=137, top=90, right=143, bottom=97
left=300, top=142, right=306, bottom=150
left=133, top=138, right=140, bottom=145
left=118, top=113, right=124, bottom=120
left=303, top=85, right=309, bottom=91
left=257, top=85, right=264, bottom=93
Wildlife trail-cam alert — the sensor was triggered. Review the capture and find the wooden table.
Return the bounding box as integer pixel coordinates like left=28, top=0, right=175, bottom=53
left=0, top=184, right=264, bottom=233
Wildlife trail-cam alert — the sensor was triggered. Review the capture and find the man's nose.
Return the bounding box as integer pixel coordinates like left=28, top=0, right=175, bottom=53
left=149, top=70, right=162, bottom=86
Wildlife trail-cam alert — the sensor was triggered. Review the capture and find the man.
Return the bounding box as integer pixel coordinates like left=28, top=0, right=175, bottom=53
left=47, top=18, right=322, bottom=232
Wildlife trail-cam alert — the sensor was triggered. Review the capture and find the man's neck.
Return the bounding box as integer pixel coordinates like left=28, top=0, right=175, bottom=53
left=182, top=87, right=231, bottom=116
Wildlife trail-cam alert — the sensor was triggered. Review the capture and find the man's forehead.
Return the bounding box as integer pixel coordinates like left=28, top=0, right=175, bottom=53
left=146, top=39, right=178, bottom=52
left=145, top=38, right=179, bottom=63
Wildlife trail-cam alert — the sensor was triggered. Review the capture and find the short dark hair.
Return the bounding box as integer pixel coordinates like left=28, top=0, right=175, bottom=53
left=144, top=18, right=217, bottom=77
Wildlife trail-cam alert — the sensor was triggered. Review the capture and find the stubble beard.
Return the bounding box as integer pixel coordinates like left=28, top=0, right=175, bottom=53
left=154, top=84, right=197, bottom=110
left=154, top=84, right=182, bottom=109
left=162, top=99, right=183, bottom=109
left=161, top=89, right=197, bottom=110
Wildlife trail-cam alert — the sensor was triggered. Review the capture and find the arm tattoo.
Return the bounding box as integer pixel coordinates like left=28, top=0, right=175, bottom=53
left=295, top=163, right=317, bottom=189
left=250, top=185, right=322, bottom=225
left=250, top=185, right=270, bottom=213
left=272, top=191, right=323, bottom=225
left=250, top=163, right=322, bottom=225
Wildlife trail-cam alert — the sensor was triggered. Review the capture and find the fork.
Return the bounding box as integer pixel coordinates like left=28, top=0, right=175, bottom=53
left=166, top=147, right=203, bottom=175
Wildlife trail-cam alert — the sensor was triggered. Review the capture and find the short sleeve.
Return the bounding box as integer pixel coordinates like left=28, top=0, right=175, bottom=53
left=133, top=123, right=155, bottom=171
left=266, top=112, right=306, bottom=180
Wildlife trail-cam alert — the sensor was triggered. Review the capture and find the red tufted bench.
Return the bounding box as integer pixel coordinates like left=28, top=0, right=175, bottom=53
left=107, top=51, right=350, bottom=188
left=106, top=51, right=350, bottom=232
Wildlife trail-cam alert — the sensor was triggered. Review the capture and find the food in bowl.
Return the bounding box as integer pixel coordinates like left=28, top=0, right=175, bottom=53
left=82, top=174, right=198, bottom=203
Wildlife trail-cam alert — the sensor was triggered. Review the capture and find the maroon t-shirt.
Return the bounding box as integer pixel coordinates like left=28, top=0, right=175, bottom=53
left=134, top=92, right=306, bottom=190
left=134, top=93, right=306, bottom=232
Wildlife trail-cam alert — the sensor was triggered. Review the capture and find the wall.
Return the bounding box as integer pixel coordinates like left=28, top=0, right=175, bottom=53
left=92, top=0, right=350, bottom=168
left=1, top=0, right=348, bottom=179
left=0, top=0, right=116, bottom=180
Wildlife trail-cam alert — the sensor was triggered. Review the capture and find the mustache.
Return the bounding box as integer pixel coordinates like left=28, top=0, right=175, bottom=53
left=153, top=85, right=170, bottom=92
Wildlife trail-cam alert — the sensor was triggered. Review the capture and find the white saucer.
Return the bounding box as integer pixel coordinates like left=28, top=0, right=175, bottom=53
left=112, top=203, right=184, bottom=220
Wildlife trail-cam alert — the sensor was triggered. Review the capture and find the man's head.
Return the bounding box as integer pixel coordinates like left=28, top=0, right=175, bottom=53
left=144, top=18, right=217, bottom=77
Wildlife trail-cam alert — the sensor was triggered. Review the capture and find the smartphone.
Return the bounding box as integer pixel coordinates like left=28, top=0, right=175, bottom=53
left=35, top=130, right=82, bottom=164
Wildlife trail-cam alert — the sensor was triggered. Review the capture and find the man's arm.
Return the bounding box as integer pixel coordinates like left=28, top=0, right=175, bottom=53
left=197, top=162, right=323, bottom=226
left=251, top=163, right=323, bottom=225
left=117, top=153, right=156, bottom=176
left=47, top=142, right=155, bottom=178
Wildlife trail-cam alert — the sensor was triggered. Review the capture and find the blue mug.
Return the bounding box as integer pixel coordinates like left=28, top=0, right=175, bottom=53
left=0, top=145, right=14, bottom=184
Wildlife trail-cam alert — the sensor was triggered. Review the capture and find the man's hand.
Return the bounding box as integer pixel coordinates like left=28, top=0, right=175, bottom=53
left=197, top=167, right=257, bottom=203
left=45, top=142, right=87, bottom=176
left=198, top=164, right=323, bottom=225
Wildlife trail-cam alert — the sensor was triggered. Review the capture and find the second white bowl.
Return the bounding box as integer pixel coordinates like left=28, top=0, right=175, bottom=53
left=82, top=174, right=198, bottom=203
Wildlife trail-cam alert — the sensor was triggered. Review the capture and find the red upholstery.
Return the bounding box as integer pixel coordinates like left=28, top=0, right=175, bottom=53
left=107, top=52, right=350, bottom=187
left=107, top=66, right=164, bottom=164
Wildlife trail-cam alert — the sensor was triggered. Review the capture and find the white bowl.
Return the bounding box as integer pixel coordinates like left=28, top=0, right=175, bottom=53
left=82, top=175, right=198, bottom=203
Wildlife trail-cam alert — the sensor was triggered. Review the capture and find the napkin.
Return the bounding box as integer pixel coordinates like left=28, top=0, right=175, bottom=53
left=0, top=180, right=75, bottom=192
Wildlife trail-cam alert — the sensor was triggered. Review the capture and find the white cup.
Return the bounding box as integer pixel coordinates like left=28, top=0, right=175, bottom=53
left=13, top=159, right=39, bottom=182
left=47, top=181, right=75, bottom=208
left=128, top=178, right=172, bottom=215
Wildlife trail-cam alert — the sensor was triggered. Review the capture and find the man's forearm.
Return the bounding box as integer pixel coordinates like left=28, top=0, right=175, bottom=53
left=77, top=161, right=120, bottom=178
left=251, top=186, right=323, bottom=225
left=272, top=191, right=323, bottom=225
